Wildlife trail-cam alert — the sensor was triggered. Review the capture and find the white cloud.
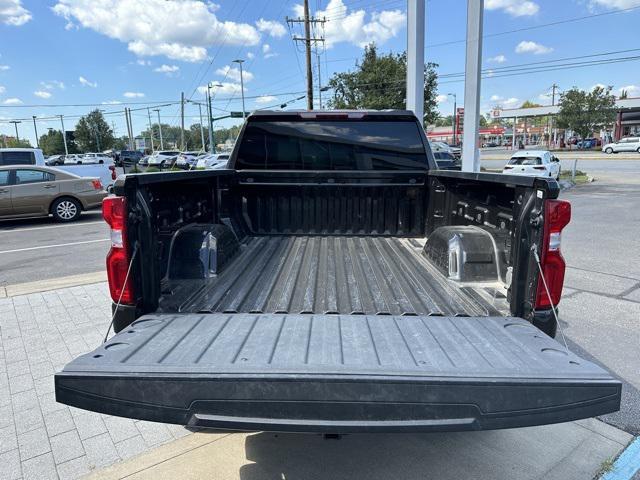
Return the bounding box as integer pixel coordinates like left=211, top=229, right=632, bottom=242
left=197, top=82, right=243, bottom=96
left=3, top=97, right=22, bottom=105
left=490, top=95, right=519, bottom=107
left=0, top=85, right=5, bottom=94
left=136, top=59, right=151, bottom=66
left=215, top=65, right=254, bottom=83
left=52, top=0, right=260, bottom=62
left=154, top=64, right=179, bottom=75
left=247, top=52, right=255, bottom=60
left=0, top=0, right=32, bottom=26
left=34, top=90, right=52, bottom=99
left=101, top=100, right=122, bottom=104
left=262, top=44, right=271, bottom=54
left=618, top=85, right=639, bottom=96
left=79, top=76, right=97, bottom=87
left=589, top=0, right=640, bottom=10
left=295, top=0, right=405, bottom=48
left=123, top=91, right=144, bottom=98
left=515, top=41, right=553, bottom=55
left=436, top=94, right=448, bottom=104
left=41, top=80, right=65, bottom=90
left=487, top=54, right=507, bottom=63
left=255, top=95, right=277, bottom=104
left=485, top=0, right=539, bottom=16
left=255, top=18, right=286, bottom=37
left=0, top=65, right=10, bottom=71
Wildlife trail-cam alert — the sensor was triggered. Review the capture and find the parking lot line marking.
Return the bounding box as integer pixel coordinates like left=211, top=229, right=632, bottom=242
left=601, top=437, right=640, bottom=480
left=2, top=220, right=105, bottom=233
left=0, top=238, right=109, bottom=255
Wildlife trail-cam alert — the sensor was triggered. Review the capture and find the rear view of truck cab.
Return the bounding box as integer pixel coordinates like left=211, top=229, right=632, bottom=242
left=55, top=111, right=620, bottom=433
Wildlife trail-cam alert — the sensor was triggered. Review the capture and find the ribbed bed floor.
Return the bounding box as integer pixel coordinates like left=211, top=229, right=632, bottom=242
left=161, top=236, right=507, bottom=317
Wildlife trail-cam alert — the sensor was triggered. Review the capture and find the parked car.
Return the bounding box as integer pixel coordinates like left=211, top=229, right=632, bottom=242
left=430, top=141, right=461, bottom=159
left=175, top=151, right=203, bottom=169
left=147, top=150, right=181, bottom=167
left=602, top=136, right=640, bottom=154
left=195, top=153, right=230, bottom=169
left=503, top=150, right=560, bottom=179
left=0, top=165, right=106, bottom=221
left=63, top=154, right=85, bottom=165
left=115, top=150, right=144, bottom=167
left=78, top=153, right=113, bottom=164
left=433, top=151, right=460, bottom=170
left=56, top=110, right=620, bottom=434
left=45, top=154, right=65, bottom=166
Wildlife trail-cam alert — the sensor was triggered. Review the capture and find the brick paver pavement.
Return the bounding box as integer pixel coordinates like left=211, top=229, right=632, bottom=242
left=0, top=283, right=189, bottom=480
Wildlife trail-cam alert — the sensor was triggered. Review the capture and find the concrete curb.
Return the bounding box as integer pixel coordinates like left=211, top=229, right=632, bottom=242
left=0, top=271, right=107, bottom=297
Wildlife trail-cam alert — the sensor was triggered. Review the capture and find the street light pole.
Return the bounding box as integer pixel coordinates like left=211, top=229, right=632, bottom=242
left=207, top=83, right=222, bottom=153
left=59, top=115, right=68, bottom=155
left=10, top=121, right=21, bottom=143
left=233, top=59, right=246, bottom=119
left=32, top=116, right=39, bottom=147
left=447, top=93, right=457, bottom=145
left=153, top=109, right=164, bottom=150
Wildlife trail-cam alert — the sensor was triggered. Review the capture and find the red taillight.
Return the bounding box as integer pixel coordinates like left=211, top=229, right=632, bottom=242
left=102, top=197, right=134, bottom=304
left=535, top=199, right=571, bottom=309
left=92, top=179, right=102, bottom=190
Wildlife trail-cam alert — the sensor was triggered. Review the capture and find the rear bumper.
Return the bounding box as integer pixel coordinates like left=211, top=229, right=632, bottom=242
left=55, top=374, right=621, bottom=433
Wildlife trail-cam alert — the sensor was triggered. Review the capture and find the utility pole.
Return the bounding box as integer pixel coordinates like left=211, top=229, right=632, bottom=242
left=207, top=83, right=222, bottom=153
left=154, top=109, right=164, bottom=149
left=198, top=103, right=206, bottom=151
left=147, top=108, right=154, bottom=152
left=232, top=60, right=246, bottom=119
left=448, top=93, right=457, bottom=145
left=32, top=116, right=39, bottom=147
left=317, top=52, right=323, bottom=109
left=551, top=83, right=558, bottom=106
left=59, top=115, right=68, bottom=155
left=180, top=92, right=185, bottom=150
left=10, top=120, right=21, bottom=143
left=124, top=108, right=133, bottom=150
left=287, top=4, right=325, bottom=110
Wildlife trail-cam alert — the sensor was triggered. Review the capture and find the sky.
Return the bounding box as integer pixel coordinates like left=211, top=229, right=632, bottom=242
left=0, top=0, right=640, bottom=146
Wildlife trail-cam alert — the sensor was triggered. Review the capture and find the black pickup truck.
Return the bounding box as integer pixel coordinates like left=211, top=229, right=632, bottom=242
left=56, top=111, right=620, bottom=433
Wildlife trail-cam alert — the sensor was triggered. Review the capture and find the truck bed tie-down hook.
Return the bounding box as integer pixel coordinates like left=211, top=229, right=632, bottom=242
left=103, top=243, right=139, bottom=344
left=532, top=246, right=569, bottom=351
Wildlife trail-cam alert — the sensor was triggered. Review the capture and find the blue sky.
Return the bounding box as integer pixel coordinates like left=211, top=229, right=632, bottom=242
left=1, top=0, right=639, bottom=146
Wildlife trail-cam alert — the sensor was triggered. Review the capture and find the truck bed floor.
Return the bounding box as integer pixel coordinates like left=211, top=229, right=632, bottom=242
left=161, top=236, right=507, bottom=317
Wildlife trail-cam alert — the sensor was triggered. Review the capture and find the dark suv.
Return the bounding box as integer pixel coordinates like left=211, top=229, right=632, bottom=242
left=115, top=150, right=143, bottom=167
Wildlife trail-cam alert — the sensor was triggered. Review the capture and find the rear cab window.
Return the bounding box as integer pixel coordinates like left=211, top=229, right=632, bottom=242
left=235, top=117, right=428, bottom=170
left=0, top=151, right=35, bottom=166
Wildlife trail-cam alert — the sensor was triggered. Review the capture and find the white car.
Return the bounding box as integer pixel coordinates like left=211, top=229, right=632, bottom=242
left=502, top=150, right=561, bottom=179
left=602, top=137, right=640, bottom=154
left=195, top=153, right=230, bottom=169
left=79, top=153, right=113, bottom=164
left=175, top=151, right=203, bottom=169
left=430, top=141, right=461, bottom=159
left=147, top=150, right=181, bottom=167
left=63, top=154, right=85, bottom=165
left=0, top=148, right=46, bottom=166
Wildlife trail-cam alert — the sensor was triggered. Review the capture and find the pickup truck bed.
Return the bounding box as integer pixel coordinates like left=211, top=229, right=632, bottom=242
left=162, top=235, right=506, bottom=317
left=57, top=312, right=620, bottom=432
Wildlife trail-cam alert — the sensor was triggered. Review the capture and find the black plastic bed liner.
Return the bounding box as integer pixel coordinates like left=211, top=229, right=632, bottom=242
left=161, top=236, right=507, bottom=317
left=55, top=313, right=621, bottom=433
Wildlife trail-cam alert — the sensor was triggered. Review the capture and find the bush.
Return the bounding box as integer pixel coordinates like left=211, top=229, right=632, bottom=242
left=144, top=166, right=160, bottom=173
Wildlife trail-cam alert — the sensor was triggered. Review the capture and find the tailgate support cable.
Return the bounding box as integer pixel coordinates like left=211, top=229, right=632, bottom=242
left=103, top=243, right=139, bottom=343
left=532, top=246, right=569, bottom=351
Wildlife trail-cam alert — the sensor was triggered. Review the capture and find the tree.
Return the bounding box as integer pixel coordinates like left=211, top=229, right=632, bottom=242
left=75, top=109, right=115, bottom=152
left=38, top=129, right=78, bottom=156
left=620, top=89, right=628, bottom=99
left=556, top=86, right=616, bottom=140
left=2, top=137, right=31, bottom=148
left=520, top=100, right=542, bottom=109
left=434, top=115, right=454, bottom=127
left=327, top=43, right=440, bottom=125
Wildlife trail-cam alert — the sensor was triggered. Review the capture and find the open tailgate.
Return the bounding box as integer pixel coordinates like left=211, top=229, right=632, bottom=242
left=55, top=314, right=620, bottom=433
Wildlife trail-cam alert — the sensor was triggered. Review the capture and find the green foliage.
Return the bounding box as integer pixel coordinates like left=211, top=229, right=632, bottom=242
left=520, top=100, right=542, bottom=109
left=139, top=123, right=241, bottom=151
left=2, top=137, right=32, bottom=148
left=327, top=43, right=440, bottom=125
left=112, top=136, right=130, bottom=151
left=38, top=129, right=78, bottom=156
left=144, top=166, right=160, bottom=173
left=434, top=115, right=454, bottom=127
left=556, top=86, right=616, bottom=140
left=75, top=109, right=115, bottom=152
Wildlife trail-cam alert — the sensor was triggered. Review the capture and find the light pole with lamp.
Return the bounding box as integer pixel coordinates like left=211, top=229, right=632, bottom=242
left=207, top=82, right=223, bottom=153
left=232, top=59, right=246, bottom=119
